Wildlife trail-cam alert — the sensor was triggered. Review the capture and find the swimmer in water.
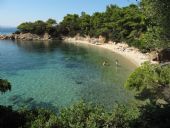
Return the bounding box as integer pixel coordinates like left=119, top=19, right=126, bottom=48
left=115, top=59, right=119, bottom=72
left=115, top=59, right=118, bottom=65
left=103, top=61, right=110, bottom=66
left=103, top=61, right=106, bottom=66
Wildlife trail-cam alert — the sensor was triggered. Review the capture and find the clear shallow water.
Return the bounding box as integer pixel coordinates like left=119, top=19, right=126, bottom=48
left=0, top=40, right=136, bottom=111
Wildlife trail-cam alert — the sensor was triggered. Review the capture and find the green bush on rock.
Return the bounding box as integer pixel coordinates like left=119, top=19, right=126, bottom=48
left=124, top=62, right=170, bottom=104
left=0, top=79, right=11, bottom=93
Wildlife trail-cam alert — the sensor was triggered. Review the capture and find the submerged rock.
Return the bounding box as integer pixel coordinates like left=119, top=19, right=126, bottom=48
left=65, top=63, right=78, bottom=68
left=8, top=95, right=20, bottom=101
left=75, top=81, right=83, bottom=85
left=24, top=97, right=34, bottom=104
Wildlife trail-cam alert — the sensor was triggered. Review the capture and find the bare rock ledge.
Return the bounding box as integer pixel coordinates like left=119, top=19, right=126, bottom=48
left=0, top=33, right=51, bottom=41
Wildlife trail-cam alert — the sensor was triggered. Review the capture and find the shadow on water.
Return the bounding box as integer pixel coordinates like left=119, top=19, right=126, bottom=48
left=0, top=40, right=89, bottom=74
left=1, top=40, right=100, bottom=72
left=0, top=96, right=59, bottom=128
left=8, top=94, right=59, bottom=113
left=14, top=40, right=62, bottom=53
left=0, top=92, right=59, bottom=128
left=0, top=40, right=64, bottom=75
left=14, top=40, right=88, bottom=56
left=0, top=105, right=25, bottom=128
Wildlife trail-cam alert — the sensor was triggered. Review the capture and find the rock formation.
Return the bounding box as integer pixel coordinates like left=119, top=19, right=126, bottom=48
left=158, top=48, right=170, bottom=62
left=0, top=33, right=51, bottom=41
left=98, top=35, right=106, bottom=44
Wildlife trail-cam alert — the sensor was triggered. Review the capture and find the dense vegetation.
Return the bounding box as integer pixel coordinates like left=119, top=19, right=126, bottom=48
left=17, top=19, right=59, bottom=37
left=125, top=62, right=170, bottom=128
left=137, top=0, right=170, bottom=51
left=17, top=0, right=170, bottom=52
left=125, top=62, right=170, bottom=103
left=17, top=4, right=148, bottom=50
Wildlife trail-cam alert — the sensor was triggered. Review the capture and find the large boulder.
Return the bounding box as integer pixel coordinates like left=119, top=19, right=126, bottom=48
left=0, top=34, right=14, bottom=40
left=18, top=33, right=41, bottom=40
left=158, top=48, right=170, bottom=62
left=98, top=35, right=106, bottom=44
left=0, top=35, right=8, bottom=40
left=43, top=33, right=51, bottom=40
left=0, top=33, right=52, bottom=41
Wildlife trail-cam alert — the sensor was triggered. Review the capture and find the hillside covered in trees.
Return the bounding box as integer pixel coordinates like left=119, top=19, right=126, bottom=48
left=17, top=4, right=148, bottom=50
left=17, top=0, right=170, bottom=52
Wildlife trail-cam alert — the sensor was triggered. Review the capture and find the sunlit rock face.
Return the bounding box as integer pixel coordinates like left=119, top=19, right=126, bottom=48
left=0, top=33, right=51, bottom=41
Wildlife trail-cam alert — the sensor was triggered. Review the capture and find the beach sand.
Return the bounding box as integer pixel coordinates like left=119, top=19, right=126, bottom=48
left=64, top=37, right=151, bottom=67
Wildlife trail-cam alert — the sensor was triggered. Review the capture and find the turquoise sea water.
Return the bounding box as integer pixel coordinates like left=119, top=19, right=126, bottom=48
left=0, top=40, right=136, bottom=111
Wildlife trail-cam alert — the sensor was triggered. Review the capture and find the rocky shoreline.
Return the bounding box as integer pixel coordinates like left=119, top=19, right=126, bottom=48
left=0, top=32, right=52, bottom=41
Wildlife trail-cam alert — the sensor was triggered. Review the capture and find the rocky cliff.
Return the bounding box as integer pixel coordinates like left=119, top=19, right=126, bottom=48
left=0, top=33, right=51, bottom=41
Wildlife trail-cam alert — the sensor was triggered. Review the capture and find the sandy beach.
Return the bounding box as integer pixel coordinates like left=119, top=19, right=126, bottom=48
left=64, top=37, right=152, bottom=67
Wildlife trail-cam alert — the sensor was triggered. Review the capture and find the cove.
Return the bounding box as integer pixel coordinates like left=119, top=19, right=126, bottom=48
left=0, top=40, right=136, bottom=110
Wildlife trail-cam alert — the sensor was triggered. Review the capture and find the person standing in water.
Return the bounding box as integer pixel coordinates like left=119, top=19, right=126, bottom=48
left=103, top=60, right=110, bottom=66
left=115, top=59, right=119, bottom=72
left=115, top=59, right=118, bottom=65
